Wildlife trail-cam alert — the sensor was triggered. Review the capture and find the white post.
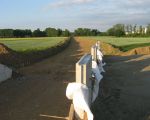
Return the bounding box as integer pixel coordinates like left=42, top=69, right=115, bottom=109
left=91, top=45, right=97, bottom=62
left=76, top=54, right=92, bottom=104
left=96, top=41, right=100, bottom=49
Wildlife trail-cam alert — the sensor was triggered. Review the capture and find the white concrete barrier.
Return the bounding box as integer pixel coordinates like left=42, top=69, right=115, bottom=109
left=76, top=54, right=92, bottom=98
left=69, top=54, right=93, bottom=120
left=97, top=49, right=105, bottom=73
left=91, top=44, right=105, bottom=73
left=66, top=42, right=106, bottom=120
left=92, top=61, right=103, bottom=102
left=91, top=45, right=97, bottom=61
left=66, top=83, right=93, bottom=120
left=0, top=64, right=12, bottom=83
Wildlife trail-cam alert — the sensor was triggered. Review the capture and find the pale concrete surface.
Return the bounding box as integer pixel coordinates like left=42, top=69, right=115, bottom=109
left=76, top=54, right=92, bottom=105
left=0, top=64, right=12, bottom=83
left=76, top=54, right=92, bottom=87
left=91, top=45, right=97, bottom=61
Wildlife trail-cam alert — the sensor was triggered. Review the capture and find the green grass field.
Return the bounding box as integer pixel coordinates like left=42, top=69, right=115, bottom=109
left=0, top=37, right=67, bottom=52
left=83, top=36, right=150, bottom=51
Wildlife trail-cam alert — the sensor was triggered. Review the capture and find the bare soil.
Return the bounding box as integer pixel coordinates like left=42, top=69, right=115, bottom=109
left=92, top=54, right=150, bottom=120
left=0, top=37, right=150, bottom=120
left=0, top=43, right=24, bottom=67
left=0, top=37, right=95, bottom=120
left=93, top=41, right=150, bottom=120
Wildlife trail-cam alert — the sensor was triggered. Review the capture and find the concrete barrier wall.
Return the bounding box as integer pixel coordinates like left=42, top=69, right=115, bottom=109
left=76, top=54, right=92, bottom=87
left=67, top=41, right=105, bottom=120
left=0, top=64, right=12, bottom=83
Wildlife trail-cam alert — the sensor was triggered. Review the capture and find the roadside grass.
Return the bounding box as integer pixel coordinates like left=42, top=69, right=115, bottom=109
left=82, top=36, right=150, bottom=51
left=0, top=37, right=67, bottom=53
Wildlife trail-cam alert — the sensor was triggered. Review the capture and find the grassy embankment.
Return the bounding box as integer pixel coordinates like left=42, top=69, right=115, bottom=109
left=82, top=36, right=150, bottom=51
left=0, top=37, right=67, bottom=53
left=0, top=37, right=71, bottom=67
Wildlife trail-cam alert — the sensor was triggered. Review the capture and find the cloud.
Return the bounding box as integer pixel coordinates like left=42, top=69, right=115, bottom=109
left=43, top=0, right=95, bottom=10
left=42, top=0, right=150, bottom=31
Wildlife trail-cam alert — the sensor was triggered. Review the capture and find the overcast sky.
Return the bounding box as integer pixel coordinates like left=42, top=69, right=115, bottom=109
left=0, top=0, right=150, bottom=31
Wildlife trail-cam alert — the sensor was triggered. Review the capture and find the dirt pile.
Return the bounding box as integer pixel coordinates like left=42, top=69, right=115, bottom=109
left=124, top=46, right=150, bottom=56
left=100, top=42, right=122, bottom=55
left=100, top=42, right=150, bottom=56
left=0, top=43, right=23, bottom=67
left=0, top=43, right=11, bottom=54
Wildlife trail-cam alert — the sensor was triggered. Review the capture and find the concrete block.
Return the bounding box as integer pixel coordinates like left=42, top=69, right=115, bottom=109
left=76, top=54, right=92, bottom=88
left=76, top=54, right=92, bottom=105
left=0, top=64, right=12, bottom=83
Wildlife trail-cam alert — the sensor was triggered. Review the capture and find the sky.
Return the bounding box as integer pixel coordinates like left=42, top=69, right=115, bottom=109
left=0, top=0, right=150, bottom=31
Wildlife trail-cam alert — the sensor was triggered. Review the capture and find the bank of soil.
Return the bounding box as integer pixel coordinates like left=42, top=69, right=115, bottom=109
left=100, top=42, right=150, bottom=56
left=0, top=38, right=70, bottom=68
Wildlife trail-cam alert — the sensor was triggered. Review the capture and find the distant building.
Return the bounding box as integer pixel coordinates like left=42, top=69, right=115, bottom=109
left=125, top=27, right=147, bottom=35
left=145, top=27, right=148, bottom=34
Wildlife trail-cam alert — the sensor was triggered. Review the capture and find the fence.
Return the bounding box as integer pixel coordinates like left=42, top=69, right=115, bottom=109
left=66, top=41, right=105, bottom=120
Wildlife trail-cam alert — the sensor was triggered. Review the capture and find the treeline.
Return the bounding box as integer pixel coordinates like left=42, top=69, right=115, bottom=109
left=74, top=28, right=101, bottom=36
left=0, top=27, right=102, bottom=38
left=0, top=28, right=71, bottom=38
left=1, top=24, right=150, bottom=38
left=0, top=29, right=32, bottom=38
left=107, top=24, right=150, bottom=37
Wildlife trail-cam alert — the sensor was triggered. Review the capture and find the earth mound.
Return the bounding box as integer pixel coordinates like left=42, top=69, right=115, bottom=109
left=124, top=46, right=150, bottom=56
left=0, top=43, right=12, bottom=54
left=0, top=43, right=24, bottom=67
left=100, top=42, right=150, bottom=56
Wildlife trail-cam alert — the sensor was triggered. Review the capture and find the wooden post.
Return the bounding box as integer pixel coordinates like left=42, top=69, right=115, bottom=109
left=68, top=104, right=75, bottom=120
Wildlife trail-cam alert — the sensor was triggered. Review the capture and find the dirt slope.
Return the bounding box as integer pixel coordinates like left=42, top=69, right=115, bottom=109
left=0, top=43, right=24, bottom=67
left=0, top=37, right=95, bottom=120
left=0, top=39, right=71, bottom=68
left=100, top=42, right=150, bottom=56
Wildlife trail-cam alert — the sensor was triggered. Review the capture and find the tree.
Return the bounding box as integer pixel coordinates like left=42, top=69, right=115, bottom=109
left=24, top=29, right=32, bottom=37
left=107, top=24, right=125, bottom=37
left=57, top=29, right=63, bottom=36
left=107, top=28, right=115, bottom=36
left=62, top=29, right=70, bottom=37
left=147, top=24, right=150, bottom=35
left=0, top=29, right=14, bottom=38
left=13, top=29, right=32, bottom=37
left=139, top=25, right=143, bottom=34
left=133, top=24, right=137, bottom=34
left=32, top=28, right=46, bottom=37
left=129, top=25, right=133, bottom=34
left=45, top=28, right=58, bottom=37
left=74, top=28, right=100, bottom=36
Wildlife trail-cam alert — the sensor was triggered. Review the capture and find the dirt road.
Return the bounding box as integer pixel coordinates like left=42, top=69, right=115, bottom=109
left=92, top=54, right=150, bottom=120
left=0, top=37, right=95, bottom=120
